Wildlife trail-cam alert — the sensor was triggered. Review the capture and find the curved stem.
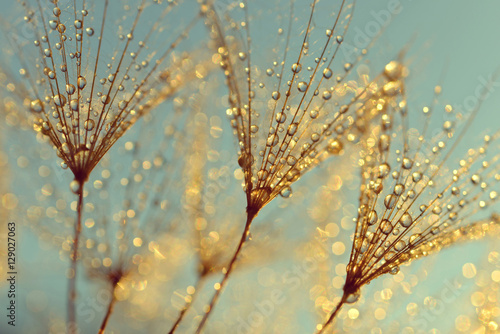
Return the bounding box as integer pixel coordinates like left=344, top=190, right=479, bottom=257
left=98, top=283, right=118, bottom=334
left=195, top=210, right=257, bottom=333
left=68, top=181, right=84, bottom=334
left=168, top=277, right=205, bottom=334
left=316, top=294, right=347, bottom=334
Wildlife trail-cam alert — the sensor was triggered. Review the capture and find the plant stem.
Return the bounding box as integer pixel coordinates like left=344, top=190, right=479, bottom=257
left=316, top=294, right=347, bottom=334
left=168, top=277, right=205, bottom=334
left=195, top=210, right=256, bottom=333
left=98, top=282, right=118, bottom=334
left=68, top=181, right=84, bottom=334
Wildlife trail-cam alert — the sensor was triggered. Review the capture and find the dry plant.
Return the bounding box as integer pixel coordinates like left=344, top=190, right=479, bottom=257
left=316, top=77, right=500, bottom=332
left=195, top=0, right=410, bottom=329
left=1, top=0, right=210, bottom=331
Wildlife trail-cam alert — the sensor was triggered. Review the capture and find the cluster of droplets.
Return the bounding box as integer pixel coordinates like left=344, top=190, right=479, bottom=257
left=21, top=0, right=200, bottom=184
left=214, top=0, right=408, bottom=211
left=343, top=86, right=500, bottom=297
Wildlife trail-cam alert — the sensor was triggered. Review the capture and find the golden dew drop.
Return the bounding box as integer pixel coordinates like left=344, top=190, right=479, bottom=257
left=84, top=119, right=95, bottom=131
left=297, top=81, right=308, bottom=92
left=70, top=180, right=81, bottom=194
left=77, top=76, right=87, bottom=89
left=54, top=94, right=67, bottom=107
left=399, top=212, right=412, bottom=228
left=280, top=186, right=292, bottom=198
left=30, top=99, right=44, bottom=113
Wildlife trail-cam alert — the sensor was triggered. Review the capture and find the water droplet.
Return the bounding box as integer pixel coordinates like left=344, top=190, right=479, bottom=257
left=378, top=163, right=391, bottom=178
left=118, top=100, right=128, bottom=110
left=327, top=139, right=343, bottom=154
left=86, top=27, right=94, bottom=36
left=432, top=206, right=442, bottom=215
left=66, top=84, right=76, bottom=95
left=53, top=7, right=61, bottom=16
left=380, top=219, right=393, bottom=234
left=70, top=180, right=81, bottom=194
left=384, top=194, right=396, bottom=209
left=384, top=61, right=403, bottom=81
left=394, top=240, right=406, bottom=251
left=101, top=95, right=111, bottom=104
left=54, top=94, right=67, bottom=107
left=280, top=186, right=292, bottom=198
left=84, top=119, right=95, bottom=131
left=74, top=20, right=83, bottom=29
left=322, top=91, right=332, bottom=100
left=30, top=99, right=44, bottom=113
left=379, top=134, right=390, bottom=152
left=291, top=63, right=302, bottom=73
left=77, top=76, right=87, bottom=89
left=389, top=266, right=399, bottom=275
left=345, top=291, right=360, bottom=304
left=287, top=123, right=298, bottom=136
left=275, top=112, right=286, bottom=123
left=399, top=213, right=412, bottom=228
left=310, top=109, right=319, bottom=119
left=271, top=91, right=280, bottom=100
left=393, top=184, right=405, bottom=195
left=402, top=157, right=413, bottom=169
left=471, top=174, right=480, bottom=185
left=70, top=99, right=79, bottom=111
left=57, top=24, right=66, bottom=33
left=412, top=172, right=422, bottom=182
left=297, top=81, right=308, bottom=92
left=286, top=155, right=297, bottom=166
left=323, top=68, right=332, bottom=79
left=368, top=210, right=378, bottom=225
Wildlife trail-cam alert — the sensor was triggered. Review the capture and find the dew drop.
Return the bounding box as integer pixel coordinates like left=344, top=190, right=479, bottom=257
left=30, top=99, right=44, bottom=113
left=384, top=194, right=396, bottom=209
left=77, top=76, right=87, bottom=89
left=291, top=63, right=302, bottom=73
left=323, top=68, right=333, bottom=79
left=297, top=81, right=308, bottom=92
left=66, top=84, right=76, bottom=95
left=368, top=210, right=378, bottom=225
left=287, top=123, right=298, bottom=136
left=271, top=91, right=281, bottom=100
left=70, top=99, right=79, bottom=111
left=310, top=109, right=319, bottom=119
left=399, top=213, right=412, bottom=228
left=84, top=119, right=95, bottom=131
left=280, top=186, right=292, bottom=198
left=394, top=240, right=406, bottom=251
left=86, top=27, right=94, bottom=36
left=54, top=94, right=67, bottom=107
left=345, top=291, right=360, bottom=304
left=70, top=180, right=81, bottom=194
left=327, top=139, right=343, bottom=154
left=378, top=163, right=391, bottom=178
left=379, top=134, right=390, bottom=152
left=402, top=157, right=413, bottom=169
left=380, top=219, right=393, bottom=234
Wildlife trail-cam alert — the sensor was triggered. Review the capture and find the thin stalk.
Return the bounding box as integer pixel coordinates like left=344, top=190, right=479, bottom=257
left=317, top=293, right=347, bottom=334
left=68, top=180, right=85, bottom=334
left=168, top=277, right=205, bottom=334
left=98, top=282, right=118, bottom=334
left=195, top=210, right=257, bottom=333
